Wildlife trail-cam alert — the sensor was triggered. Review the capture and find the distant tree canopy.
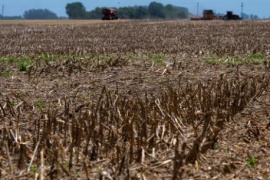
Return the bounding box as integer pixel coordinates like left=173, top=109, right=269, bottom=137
left=66, top=2, right=86, bottom=19
left=85, top=7, right=102, bottom=19
left=3, top=16, right=23, bottom=20
left=0, top=14, right=22, bottom=20
left=23, top=9, right=58, bottom=19
left=148, top=2, right=165, bottom=18
left=65, top=1, right=189, bottom=19
left=242, top=13, right=259, bottom=20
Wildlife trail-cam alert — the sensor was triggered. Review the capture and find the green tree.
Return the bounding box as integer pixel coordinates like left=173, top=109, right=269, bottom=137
left=66, top=2, right=86, bottom=19
left=118, top=7, right=135, bottom=19
left=250, top=14, right=259, bottom=19
left=23, top=9, right=58, bottom=19
left=163, top=4, right=189, bottom=19
left=148, top=2, right=165, bottom=18
left=134, top=6, right=149, bottom=19
left=176, top=7, right=189, bottom=19
left=164, top=4, right=176, bottom=19
left=87, top=7, right=103, bottom=19
left=1, top=15, right=22, bottom=20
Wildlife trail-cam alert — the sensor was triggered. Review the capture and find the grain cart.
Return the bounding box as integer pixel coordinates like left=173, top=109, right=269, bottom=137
left=223, top=11, right=242, bottom=20
left=102, top=8, right=118, bottom=20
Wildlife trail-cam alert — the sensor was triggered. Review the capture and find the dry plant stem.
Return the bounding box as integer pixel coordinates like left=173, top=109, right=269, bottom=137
left=4, top=142, right=13, bottom=174
left=186, top=111, right=211, bottom=164
left=83, top=161, right=90, bottom=180
left=18, top=143, right=26, bottom=170
left=173, top=138, right=187, bottom=180
left=40, top=150, right=44, bottom=180
left=28, top=141, right=40, bottom=172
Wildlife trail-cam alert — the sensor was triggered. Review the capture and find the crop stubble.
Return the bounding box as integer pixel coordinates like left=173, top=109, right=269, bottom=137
left=0, top=20, right=270, bottom=179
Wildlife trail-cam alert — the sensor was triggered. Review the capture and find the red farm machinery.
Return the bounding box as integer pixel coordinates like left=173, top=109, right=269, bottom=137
left=102, top=8, right=118, bottom=20
left=191, top=10, right=241, bottom=21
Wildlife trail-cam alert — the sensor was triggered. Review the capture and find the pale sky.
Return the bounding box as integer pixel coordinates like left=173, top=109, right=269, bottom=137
left=1, top=0, right=269, bottom=18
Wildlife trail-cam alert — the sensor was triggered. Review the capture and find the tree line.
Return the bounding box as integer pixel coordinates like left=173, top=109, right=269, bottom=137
left=23, top=9, right=58, bottom=19
left=0, top=1, right=263, bottom=20
left=66, top=2, right=190, bottom=19
left=0, top=9, right=58, bottom=20
left=0, top=2, right=189, bottom=20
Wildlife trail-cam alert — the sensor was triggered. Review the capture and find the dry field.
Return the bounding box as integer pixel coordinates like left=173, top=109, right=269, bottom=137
left=0, top=20, right=270, bottom=179
left=0, top=19, right=129, bottom=25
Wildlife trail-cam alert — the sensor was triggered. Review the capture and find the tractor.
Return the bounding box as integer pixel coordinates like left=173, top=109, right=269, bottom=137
left=102, top=8, right=118, bottom=20
left=223, top=11, right=242, bottom=20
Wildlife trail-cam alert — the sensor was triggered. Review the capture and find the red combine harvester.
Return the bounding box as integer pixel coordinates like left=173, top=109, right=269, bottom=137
left=190, top=10, right=223, bottom=20
left=102, top=8, right=118, bottom=20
